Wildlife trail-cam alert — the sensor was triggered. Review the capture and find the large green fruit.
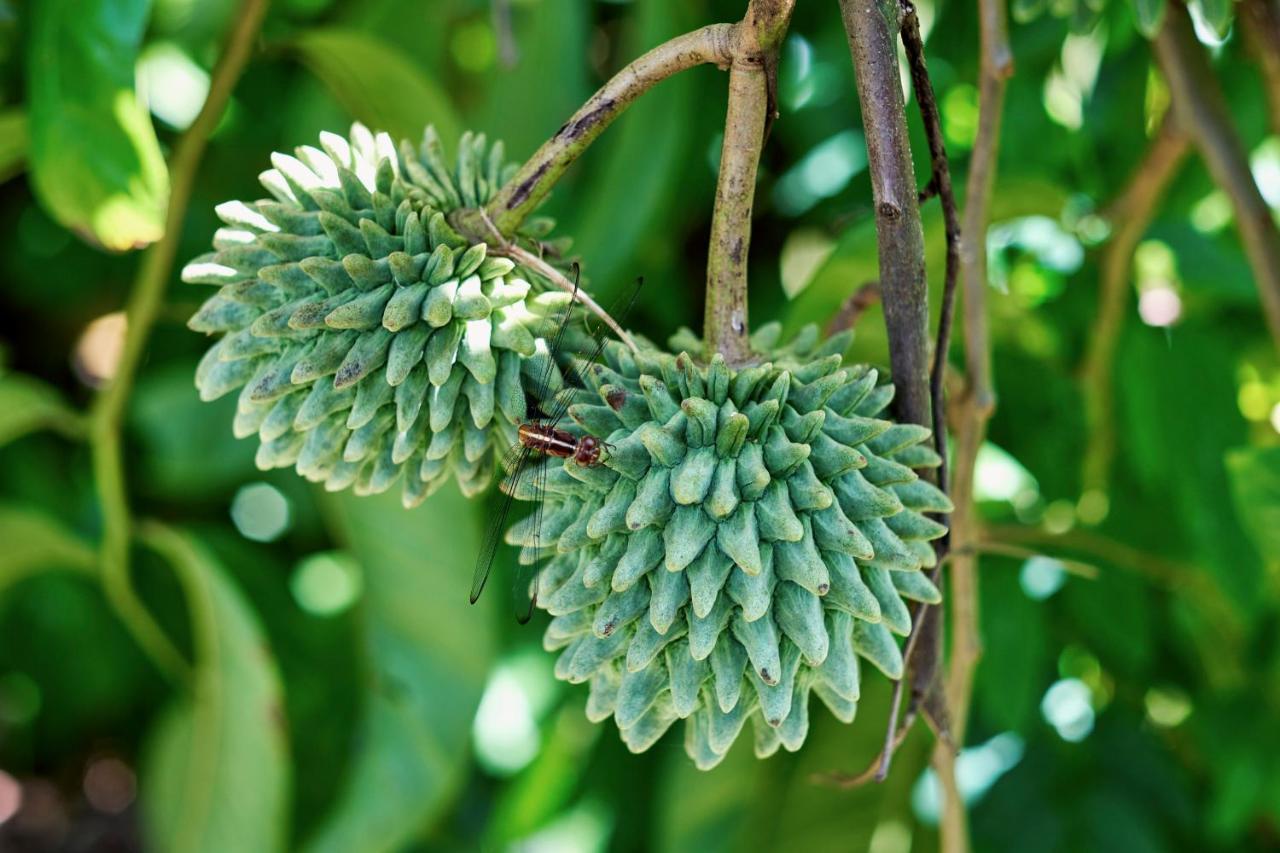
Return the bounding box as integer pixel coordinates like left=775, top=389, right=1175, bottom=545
left=512, top=325, right=950, bottom=768
left=185, top=124, right=567, bottom=504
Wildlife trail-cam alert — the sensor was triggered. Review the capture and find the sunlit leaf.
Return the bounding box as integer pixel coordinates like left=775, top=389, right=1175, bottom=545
left=0, top=371, right=84, bottom=447
left=302, top=486, right=494, bottom=853
left=139, top=524, right=291, bottom=853
left=0, top=504, right=95, bottom=596
left=26, top=0, right=169, bottom=251
left=1191, top=0, right=1234, bottom=38
left=289, top=28, right=462, bottom=144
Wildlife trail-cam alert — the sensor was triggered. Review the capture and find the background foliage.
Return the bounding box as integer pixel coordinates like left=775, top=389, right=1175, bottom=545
left=1, top=0, right=1278, bottom=850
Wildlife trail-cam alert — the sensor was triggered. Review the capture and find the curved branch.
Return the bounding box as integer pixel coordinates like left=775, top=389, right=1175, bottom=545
left=1154, top=3, right=1280, bottom=350
left=1080, top=117, right=1190, bottom=499
left=88, top=0, right=270, bottom=683
left=478, top=23, right=736, bottom=235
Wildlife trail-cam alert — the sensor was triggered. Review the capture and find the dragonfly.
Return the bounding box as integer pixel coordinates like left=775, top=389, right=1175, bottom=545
left=471, top=267, right=642, bottom=621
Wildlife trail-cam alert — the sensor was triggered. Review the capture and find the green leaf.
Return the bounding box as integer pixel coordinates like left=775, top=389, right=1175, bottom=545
left=783, top=177, right=1068, bottom=359
left=564, top=0, right=699, bottom=300
left=0, top=371, right=84, bottom=447
left=1132, top=0, right=1169, bottom=37
left=654, top=738, right=766, bottom=853
left=1225, top=446, right=1280, bottom=564
left=289, top=28, right=462, bottom=145
left=138, top=524, right=291, bottom=853
left=0, top=503, right=95, bottom=597
left=0, top=108, right=28, bottom=184
left=26, top=0, right=169, bottom=251
left=1191, top=0, right=1234, bottom=37
left=303, top=485, right=495, bottom=853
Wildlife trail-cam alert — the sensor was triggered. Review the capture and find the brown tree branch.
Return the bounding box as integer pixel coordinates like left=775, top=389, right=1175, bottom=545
left=826, top=282, right=881, bottom=335
left=839, top=0, right=931, bottom=430
left=1080, top=116, right=1190, bottom=500
left=704, top=0, right=796, bottom=363
left=473, top=24, right=736, bottom=235
left=1154, top=3, right=1280, bottom=349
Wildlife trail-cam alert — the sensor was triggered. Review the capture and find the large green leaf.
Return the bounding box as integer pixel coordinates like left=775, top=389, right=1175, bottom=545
left=289, top=28, right=462, bottom=145
left=1225, top=446, right=1280, bottom=566
left=564, top=0, right=700, bottom=301
left=139, top=524, right=291, bottom=853
left=0, top=503, right=95, bottom=596
left=303, top=485, right=494, bottom=853
left=0, top=108, right=27, bottom=184
left=26, top=0, right=169, bottom=251
left=0, top=371, right=84, bottom=448
left=654, top=739, right=768, bottom=853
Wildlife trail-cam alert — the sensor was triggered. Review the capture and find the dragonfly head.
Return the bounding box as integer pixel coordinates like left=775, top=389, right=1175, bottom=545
left=574, top=434, right=607, bottom=466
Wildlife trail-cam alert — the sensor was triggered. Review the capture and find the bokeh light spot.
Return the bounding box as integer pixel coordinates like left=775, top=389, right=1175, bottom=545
left=83, top=757, right=135, bottom=815
left=230, top=482, right=291, bottom=543
left=138, top=42, right=210, bottom=130
left=1020, top=556, right=1067, bottom=600
left=73, top=313, right=127, bottom=389
left=1145, top=686, right=1193, bottom=728
left=1041, top=678, right=1095, bottom=741
left=290, top=552, right=363, bottom=616
left=0, top=770, right=20, bottom=826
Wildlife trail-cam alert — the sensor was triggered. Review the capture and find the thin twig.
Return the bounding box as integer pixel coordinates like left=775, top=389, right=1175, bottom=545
left=704, top=0, right=796, bottom=364
left=900, top=0, right=960, bottom=495
left=1080, top=116, right=1190, bottom=499
left=87, top=0, right=270, bottom=684
left=1154, top=2, right=1280, bottom=349
left=471, top=23, right=736, bottom=236
left=826, top=282, right=880, bottom=335
left=934, top=0, right=1012, bottom=849
left=475, top=210, right=639, bottom=352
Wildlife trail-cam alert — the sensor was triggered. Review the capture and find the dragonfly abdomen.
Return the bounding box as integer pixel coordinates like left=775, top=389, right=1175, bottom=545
left=518, top=422, right=603, bottom=466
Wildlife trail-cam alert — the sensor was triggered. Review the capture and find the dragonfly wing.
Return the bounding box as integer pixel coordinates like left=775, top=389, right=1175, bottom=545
left=530, top=264, right=580, bottom=416
left=471, top=443, right=533, bottom=604
left=514, top=452, right=549, bottom=624
left=546, top=276, right=644, bottom=428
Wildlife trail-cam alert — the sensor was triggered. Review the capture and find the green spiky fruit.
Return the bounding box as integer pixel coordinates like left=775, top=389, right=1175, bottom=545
left=514, top=324, right=951, bottom=768
left=184, top=123, right=567, bottom=504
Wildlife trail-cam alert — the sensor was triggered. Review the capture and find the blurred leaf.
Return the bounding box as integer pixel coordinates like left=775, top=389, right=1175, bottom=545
left=655, top=738, right=765, bottom=853
left=289, top=28, right=462, bottom=144
left=1132, top=0, right=1168, bottom=37
left=1190, top=0, right=1234, bottom=37
left=783, top=177, right=1069, bottom=348
left=0, top=503, right=95, bottom=596
left=485, top=698, right=600, bottom=846
left=303, top=485, right=494, bottom=853
left=139, top=524, right=290, bottom=853
left=130, top=360, right=255, bottom=499
left=975, top=561, right=1051, bottom=732
left=477, top=0, right=589, bottom=162
left=1224, top=446, right=1280, bottom=564
left=0, top=108, right=27, bottom=183
left=26, top=0, right=169, bottom=251
left=0, top=371, right=84, bottom=447
left=565, top=0, right=700, bottom=299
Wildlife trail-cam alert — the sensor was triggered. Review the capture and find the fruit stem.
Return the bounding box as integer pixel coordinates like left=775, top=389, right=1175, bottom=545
left=87, top=0, right=270, bottom=685
left=703, top=0, right=795, bottom=365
